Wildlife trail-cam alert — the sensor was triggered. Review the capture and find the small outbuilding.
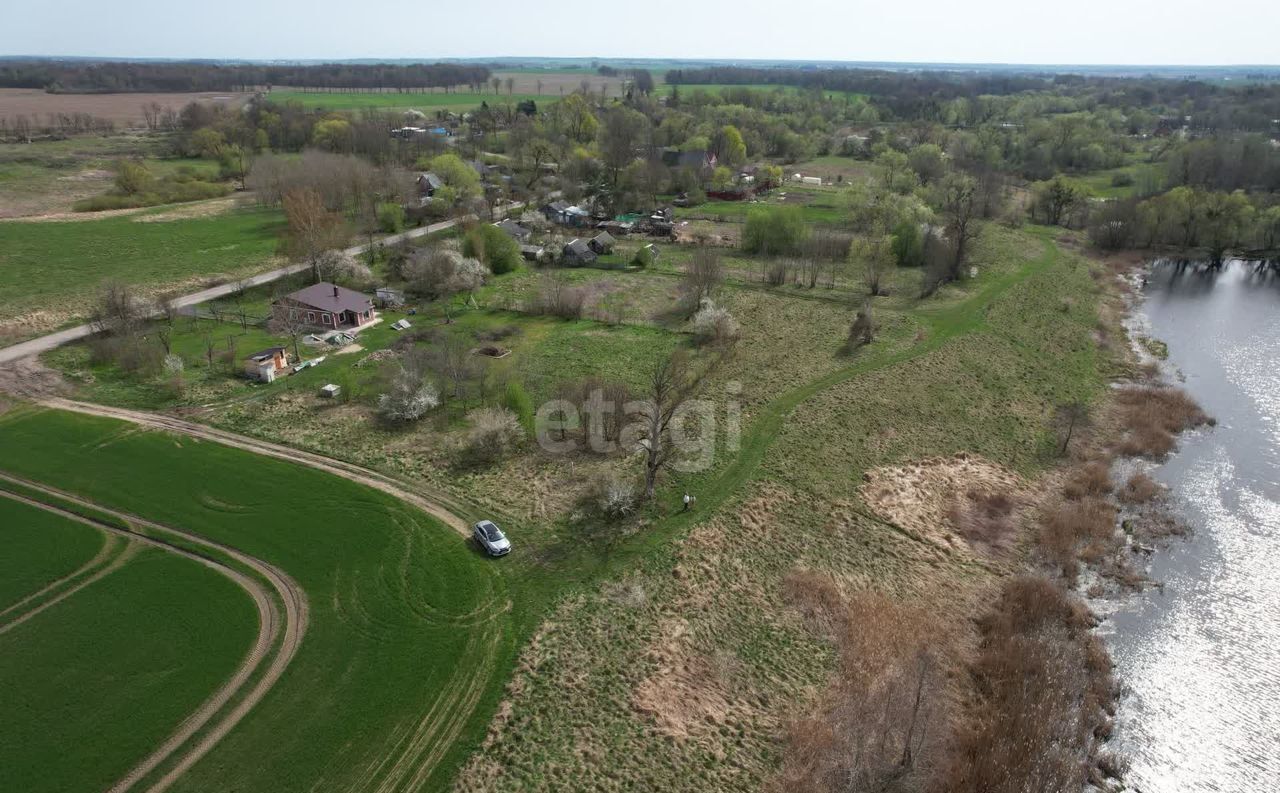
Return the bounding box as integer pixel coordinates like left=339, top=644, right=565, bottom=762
left=375, top=287, right=405, bottom=308
left=244, top=347, right=289, bottom=383
left=520, top=244, right=545, bottom=261
left=319, top=383, right=342, bottom=399
left=589, top=231, right=616, bottom=255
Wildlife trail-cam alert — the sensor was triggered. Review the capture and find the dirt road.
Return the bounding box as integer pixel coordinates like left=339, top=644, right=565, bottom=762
left=0, top=473, right=308, bottom=793
left=0, top=203, right=530, bottom=364
left=41, top=397, right=474, bottom=536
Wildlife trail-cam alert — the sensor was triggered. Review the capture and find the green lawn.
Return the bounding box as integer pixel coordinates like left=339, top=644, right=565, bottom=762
left=0, top=405, right=513, bottom=793
left=267, top=89, right=547, bottom=112
left=0, top=205, right=283, bottom=333
left=0, top=497, right=104, bottom=610
left=0, top=530, right=257, bottom=793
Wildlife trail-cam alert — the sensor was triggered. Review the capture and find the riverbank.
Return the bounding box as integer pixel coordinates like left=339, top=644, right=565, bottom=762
left=1102, top=259, right=1280, bottom=792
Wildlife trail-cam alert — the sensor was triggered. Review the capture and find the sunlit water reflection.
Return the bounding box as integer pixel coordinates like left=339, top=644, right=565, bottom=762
left=1105, top=261, right=1280, bottom=791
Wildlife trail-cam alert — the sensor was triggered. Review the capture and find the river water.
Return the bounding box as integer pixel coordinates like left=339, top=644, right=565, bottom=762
left=1105, top=260, right=1280, bottom=792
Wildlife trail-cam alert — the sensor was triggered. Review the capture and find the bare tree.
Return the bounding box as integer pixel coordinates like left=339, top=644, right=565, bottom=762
left=640, top=350, right=701, bottom=500
left=1055, top=401, right=1091, bottom=456
left=91, top=281, right=146, bottom=337
left=283, top=188, right=349, bottom=283
left=268, top=307, right=309, bottom=363
left=679, top=248, right=724, bottom=317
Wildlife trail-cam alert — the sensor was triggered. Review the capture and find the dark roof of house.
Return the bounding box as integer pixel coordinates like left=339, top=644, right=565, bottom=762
left=662, top=149, right=715, bottom=169
left=418, top=172, right=444, bottom=190
left=246, top=347, right=286, bottom=362
left=592, top=231, right=616, bottom=246
left=280, top=282, right=373, bottom=315
left=564, top=238, right=593, bottom=256
left=494, top=219, right=531, bottom=238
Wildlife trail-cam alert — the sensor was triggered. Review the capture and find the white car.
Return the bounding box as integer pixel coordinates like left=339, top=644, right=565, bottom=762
left=473, top=520, right=511, bottom=557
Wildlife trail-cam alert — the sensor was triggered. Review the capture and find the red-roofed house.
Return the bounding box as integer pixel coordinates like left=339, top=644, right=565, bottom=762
left=272, top=282, right=377, bottom=330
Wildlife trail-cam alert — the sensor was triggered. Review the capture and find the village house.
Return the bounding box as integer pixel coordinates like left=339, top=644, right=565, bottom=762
left=589, top=231, right=616, bottom=255
left=273, top=282, right=377, bottom=331
left=562, top=238, right=597, bottom=266
left=243, top=347, right=290, bottom=383
left=493, top=218, right=532, bottom=243
left=416, top=172, right=444, bottom=197
left=661, top=149, right=718, bottom=172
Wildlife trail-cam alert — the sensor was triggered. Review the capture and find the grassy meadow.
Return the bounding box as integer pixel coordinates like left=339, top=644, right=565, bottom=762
left=0, top=204, right=283, bottom=340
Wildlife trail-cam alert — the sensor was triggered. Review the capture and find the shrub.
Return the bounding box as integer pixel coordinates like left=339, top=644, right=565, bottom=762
left=585, top=473, right=639, bottom=521
left=742, top=205, right=808, bottom=255
left=463, top=224, right=521, bottom=275
left=377, top=358, right=440, bottom=422
left=464, top=407, right=524, bottom=464
left=502, top=381, right=535, bottom=433
left=376, top=201, right=405, bottom=233
left=1062, top=462, right=1113, bottom=500
left=1114, top=386, right=1210, bottom=458
left=1118, top=472, right=1164, bottom=504
left=890, top=219, right=925, bottom=267
left=689, top=298, right=740, bottom=347
left=534, top=275, right=587, bottom=319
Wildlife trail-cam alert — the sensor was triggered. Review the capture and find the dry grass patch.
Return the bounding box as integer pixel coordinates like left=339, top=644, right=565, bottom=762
left=1118, top=471, right=1164, bottom=505
left=1113, top=385, right=1211, bottom=458
left=860, top=453, right=1026, bottom=554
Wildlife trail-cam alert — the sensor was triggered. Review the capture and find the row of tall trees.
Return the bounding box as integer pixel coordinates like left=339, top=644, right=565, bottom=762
left=0, top=60, right=490, bottom=93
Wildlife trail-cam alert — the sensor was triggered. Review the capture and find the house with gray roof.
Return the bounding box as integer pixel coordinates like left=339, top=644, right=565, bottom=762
left=273, top=282, right=377, bottom=331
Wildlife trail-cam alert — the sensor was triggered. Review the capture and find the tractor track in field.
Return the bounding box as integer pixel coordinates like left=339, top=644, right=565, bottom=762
left=0, top=473, right=309, bottom=793
left=39, top=398, right=474, bottom=537
left=0, top=533, right=136, bottom=636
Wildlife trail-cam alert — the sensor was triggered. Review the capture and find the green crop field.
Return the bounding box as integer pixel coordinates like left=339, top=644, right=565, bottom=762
left=0, top=501, right=258, bottom=793
left=0, top=205, right=283, bottom=337
left=267, top=89, right=547, bottom=112
left=0, top=498, right=104, bottom=608
left=0, top=405, right=515, bottom=793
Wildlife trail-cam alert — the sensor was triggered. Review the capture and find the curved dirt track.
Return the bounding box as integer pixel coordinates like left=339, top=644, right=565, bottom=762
left=41, top=398, right=472, bottom=537
left=0, top=473, right=308, bottom=793
left=0, top=531, right=125, bottom=627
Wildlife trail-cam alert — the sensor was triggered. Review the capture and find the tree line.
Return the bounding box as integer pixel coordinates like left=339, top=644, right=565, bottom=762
left=0, top=60, right=491, bottom=93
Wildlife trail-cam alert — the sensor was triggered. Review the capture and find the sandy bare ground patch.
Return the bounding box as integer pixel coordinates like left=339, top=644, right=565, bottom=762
left=130, top=197, right=242, bottom=223
left=0, top=88, right=251, bottom=127
left=859, top=452, right=1027, bottom=552
left=0, top=356, right=71, bottom=400
left=0, top=472, right=307, bottom=793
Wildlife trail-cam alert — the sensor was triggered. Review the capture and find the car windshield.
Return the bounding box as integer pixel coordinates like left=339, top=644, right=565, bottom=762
left=481, top=523, right=504, bottom=542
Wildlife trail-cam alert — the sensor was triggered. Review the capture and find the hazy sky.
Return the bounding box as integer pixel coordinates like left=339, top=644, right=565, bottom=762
left=4, top=0, right=1278, bottom=65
